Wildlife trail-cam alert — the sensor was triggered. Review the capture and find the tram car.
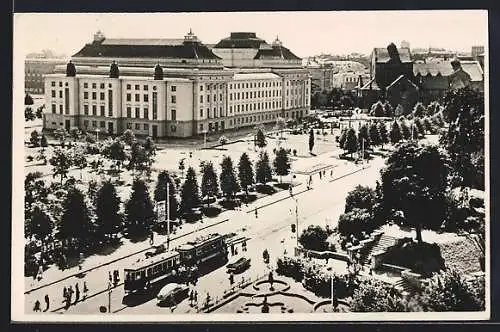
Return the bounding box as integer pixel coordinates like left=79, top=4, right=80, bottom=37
left=123, top=233, right=228, bottom=293
left=176, top=233, right=228, bottom=266
left=124, top=251, right=180, bottom=293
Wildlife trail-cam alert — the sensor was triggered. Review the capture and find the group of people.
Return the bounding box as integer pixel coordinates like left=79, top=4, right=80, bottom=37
left=62, top=281, right=88, bottom=309
left=32, top=294, right=50, bottom=312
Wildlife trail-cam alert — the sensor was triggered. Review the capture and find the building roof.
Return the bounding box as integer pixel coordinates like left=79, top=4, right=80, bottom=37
left=253, top=46, right=301, bottom=60
left=73, top=38, right=221, bottom=60
left=233, top=72, right=281, bottom=80
left=413, top=60, right=483, bottom=82
left=213, top=32, right=267, bottom=49
left=373, top=47, right=412, bottom=63
left=125, top=251, right=179, bottom=271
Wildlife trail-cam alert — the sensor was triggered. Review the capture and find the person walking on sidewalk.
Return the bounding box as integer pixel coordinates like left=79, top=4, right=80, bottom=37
left=75, top=283, right=80, bottom=304
left=149, top=231, right=154, bottom=245
left=83, top=281, right=88, bottom=300
left=63, top=287, right=67, bottom=303
left=255, top=208, right=258, bottom=219
left=33, top=300, right=41, bottom=312
left=44, top=294, right=50, bottom=312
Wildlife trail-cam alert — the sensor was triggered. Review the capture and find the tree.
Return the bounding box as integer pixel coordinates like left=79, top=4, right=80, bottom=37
left=273, top=148, right=291, bottom=183
left=40, top=134, right=48, bottom=148
left=72, top=147, right=87, bottom=180
left=201, top=162, right=218, bottom=206
left=394, top=104, right=404, bottom=117
left=255, top=151, right=273, bottom=184
left=143, top=136, right=156, bottom=157
left=412, top=102, right=427, bottom=118
left=381, top=142, right=450, bottom=243
left=400, top=120, right=411, bottom=140
left=299, top=225, right=329, bottom=252
left=238, top=153, right=254, bottom=195
left=383, top=102, right=394, bottom=117
left=351, top=279, right=405, bottom=312
left=49, top=148, right=73, bottom=184
left=343, top=128, right=358, bottom=157
left=256, top=129, right=266, bottom=148
left=275, top=117, right=286, bottom=139
left=121, top=129, right=136, bottom=146
left=95, top=181, right=122, bottom=239
left=153, top=171, right=178, bottom=222
left=125, top=179, right=155, bottom=235
left=338, top=128, right=347, bottom=151
left=220, top=156, right=240, bottom=199
left=369, top=123, right=381, bottom=147
left=414, top=118, right=426, bottom=137
left=25, top=107, right=36, bottom=121
left=36, top=105, right=45, bottom=119
left=27, top=204, right=53, bottom=244
left=59, top=187, right=92, bottom=243
left=378, top=122, right=389, bottom=148
left=308, top=129, right=315, bottom=153
left=180, top=166, right=201, bottom=213
left=345, top=185, right=377, bottom=214
left=53, top=128, right=68, bottom=146
left=178, top=158, right=186, bottom=178
left=419, top=268, right=485, bottom=311
left=129, top=141, right=151, bottom=176
left=219, top=135, right=228, bottom=149
left=423, top=117, right=435, bottom=134
left=25, top=93, right=34, bottom=105
left=389, top=121, right=402, bottom=145
left=30, top=130, right=39, bottom=147
left=69, top=128, right=80, bottom=141
left=337, top=208, right=373, bottom=238
left=439, top=87, right=484, bottom=189
left=370, top=101, right=385, bottom=117
left=103, top=138, right=126, bottom=174
left=358, top=124, right=370, bottom=150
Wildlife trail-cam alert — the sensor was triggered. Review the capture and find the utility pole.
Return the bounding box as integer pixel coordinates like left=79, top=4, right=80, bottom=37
left=107, top=281, right=112, bottom=314
left=361, top=138, right=365, bottom=169
left=166, top=180, right=170, bottom=250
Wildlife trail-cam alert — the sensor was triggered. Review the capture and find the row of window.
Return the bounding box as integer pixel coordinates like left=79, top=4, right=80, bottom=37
left=200, top=94, right=224, bottom=104
left=125, top=93, right=175, bottom=104
left=229, top=81, right=281, bottom=90
left=83, top=119, right=108, bottom=129
left=125, top=84, right=172, bottom=91
left=229, top=90, right=281, bottom=101
left=82, top=82, right=113, bottom=89
left=51, top=104, right=67, bottom=115
left=227, top=101, right=282, bottom=114
left=51, top=81, right=68, bottom=87
left=126, top=122, right=150, bottom=131
left=83, top=104, right=113, bottom=117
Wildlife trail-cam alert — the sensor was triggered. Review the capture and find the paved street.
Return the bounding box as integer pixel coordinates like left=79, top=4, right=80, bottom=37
left=25, top=152, right=386, bottom=315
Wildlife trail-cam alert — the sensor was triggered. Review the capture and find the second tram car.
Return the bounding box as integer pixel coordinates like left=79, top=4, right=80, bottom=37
left=124, top=251, right=180, bottom=293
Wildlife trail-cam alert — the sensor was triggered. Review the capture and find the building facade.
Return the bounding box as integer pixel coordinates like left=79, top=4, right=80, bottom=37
left=25, top=58, right=67, bottom=94
left=43, top=30, right=310, bottom=138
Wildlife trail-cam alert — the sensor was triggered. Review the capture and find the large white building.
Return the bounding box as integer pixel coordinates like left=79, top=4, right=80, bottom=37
left=43, top=30, right=310, bottom=138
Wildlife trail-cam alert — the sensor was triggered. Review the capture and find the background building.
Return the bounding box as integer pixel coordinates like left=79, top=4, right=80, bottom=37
left=25, top=58, right=68, bottom=95
left=43, top=30, right=310, bottom=138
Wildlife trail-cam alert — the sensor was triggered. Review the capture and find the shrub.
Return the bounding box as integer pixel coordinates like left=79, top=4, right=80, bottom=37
left=337, top=208, right=373, bottom=238
left=299, top=225, right=329, bottom=251
left=276, top=257, right=304, bottom=282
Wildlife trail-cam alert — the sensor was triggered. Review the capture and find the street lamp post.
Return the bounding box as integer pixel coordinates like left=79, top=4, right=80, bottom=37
left=107, top=282, right=112, bottom=314
left=166, top=180, right=170, bottom=250
left=96, top=128, right=100, bottom=141
left=361, top=138, right=365, bottom=169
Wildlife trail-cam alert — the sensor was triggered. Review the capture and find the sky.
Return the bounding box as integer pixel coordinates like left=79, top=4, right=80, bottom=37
left=14, top=11, right=488, bottom=59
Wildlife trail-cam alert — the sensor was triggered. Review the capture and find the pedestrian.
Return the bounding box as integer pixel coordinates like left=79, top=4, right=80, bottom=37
left=108, top=271, right=112, bottom=283
left=75, top=283, right=80, bottom=303
left=255, top=208, right=258, bottom=219
left=319, top=172, right=322, bottom=180
left=194, top=290, right=198, bottom=304
left=68, top=285, right=73, bottom=302
left=33, top=300, right=41, bottom=312
left=37, top=265, right=43, bottom=281
left=63, top=286, right=67, bottom=301
left=83, top=281, right=88, bottom=300
left=44, top=294, right=49, bottom=312
left=150, top=232, right=154, bottom=245
left=330, top=170, right=333, bottom=177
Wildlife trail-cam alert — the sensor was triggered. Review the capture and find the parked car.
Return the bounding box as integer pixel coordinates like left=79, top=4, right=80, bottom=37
left=156, top=283, right=189, bottom=305
left=226, top=256, right=251, bottom=274
left=145, top=244, right=166, bottom=258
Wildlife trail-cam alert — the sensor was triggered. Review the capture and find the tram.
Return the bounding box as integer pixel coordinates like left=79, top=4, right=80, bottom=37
left=123, top=233, right=228, bottom=293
